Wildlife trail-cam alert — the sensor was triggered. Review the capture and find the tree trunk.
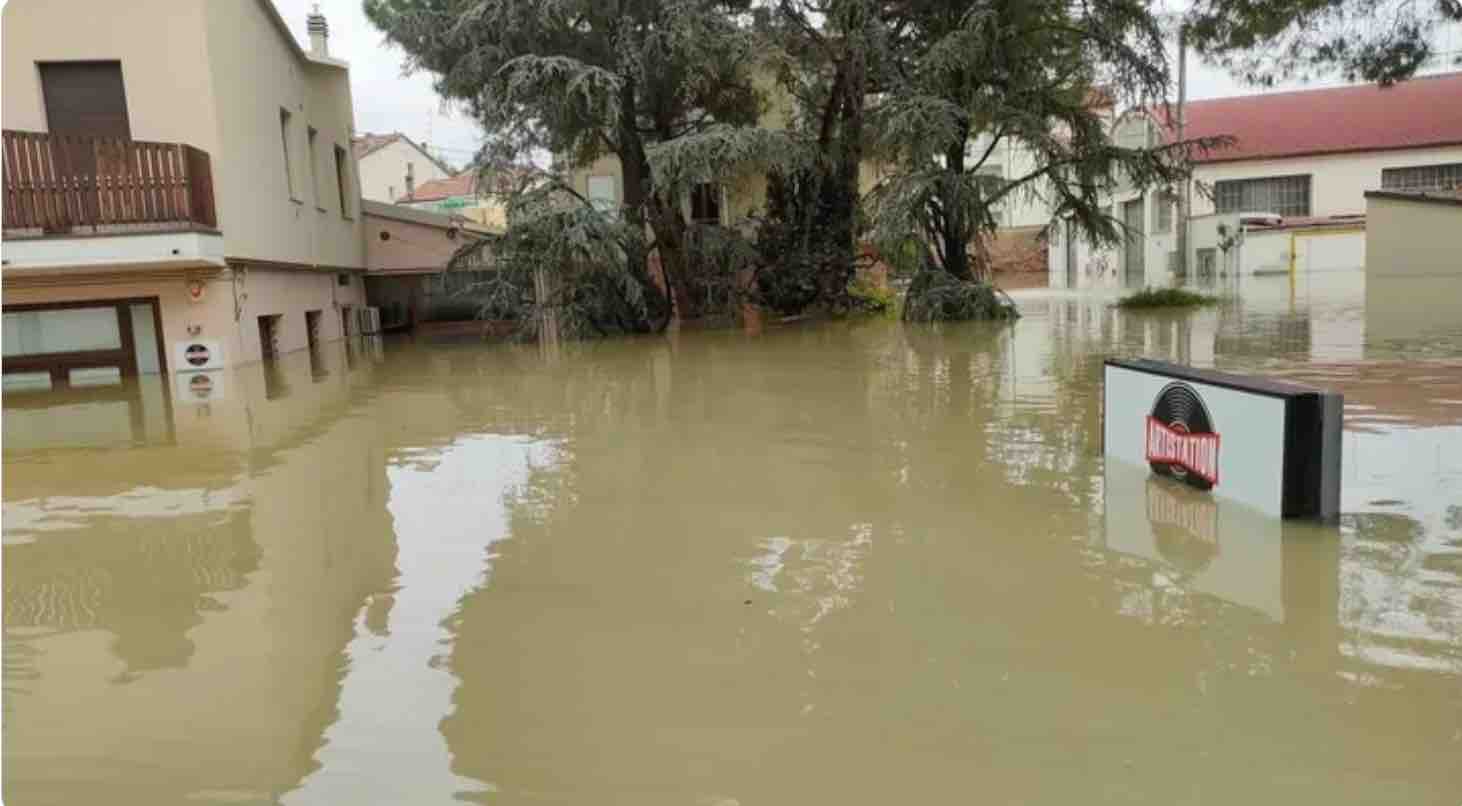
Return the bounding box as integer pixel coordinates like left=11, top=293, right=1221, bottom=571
left=825, top=44, right=865, bottom=302
left=941, top=140, right=973, bottom=281
left=647, top=193, right=694, bottom=323
left=617, top=81, right=673, bottom=332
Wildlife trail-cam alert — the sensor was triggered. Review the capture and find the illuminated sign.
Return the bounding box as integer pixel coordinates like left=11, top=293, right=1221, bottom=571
left=1104, top=359, right=1341, bottom=520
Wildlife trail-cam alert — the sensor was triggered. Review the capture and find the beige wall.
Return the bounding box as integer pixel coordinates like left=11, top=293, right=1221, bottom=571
left=365, top=214, right=478, bottom=273
left=201, top=0, right=365, bottom=270
left=1, top=269, right=365, bottom=368
left=1, top=0, right=221, bottom=157
left=1365, top=194, right=1462, bottom=277
left=358, top=139, right=452, bottom=203
left=1191, top=146, right=1462, bottom=218
left=2, top=0, right=370, bottom=369
left=1, top=0, right=364, bottom=271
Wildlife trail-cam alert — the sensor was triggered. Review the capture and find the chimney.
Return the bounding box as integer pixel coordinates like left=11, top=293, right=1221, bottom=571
left=405, top=162, right=416, bottom=198
left=307, top=4, right=329, bottom=57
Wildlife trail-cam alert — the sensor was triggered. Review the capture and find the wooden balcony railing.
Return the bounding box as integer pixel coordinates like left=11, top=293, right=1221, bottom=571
left=2, top=129, right=217, bottom=235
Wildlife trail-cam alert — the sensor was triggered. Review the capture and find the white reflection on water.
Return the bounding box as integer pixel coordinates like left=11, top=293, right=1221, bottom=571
left=283, top=436, right=552, bottom=805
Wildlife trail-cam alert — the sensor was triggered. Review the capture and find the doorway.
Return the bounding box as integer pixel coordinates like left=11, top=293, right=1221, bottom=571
left=1122, top=198, right=1145, bottom=286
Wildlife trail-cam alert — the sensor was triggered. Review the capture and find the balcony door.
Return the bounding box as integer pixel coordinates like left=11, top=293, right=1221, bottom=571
left=39, top=61, right=132, bottom=139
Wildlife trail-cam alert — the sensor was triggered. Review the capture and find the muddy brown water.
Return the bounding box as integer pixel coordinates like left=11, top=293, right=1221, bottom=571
left=4, top=272, right=1461, bottom=804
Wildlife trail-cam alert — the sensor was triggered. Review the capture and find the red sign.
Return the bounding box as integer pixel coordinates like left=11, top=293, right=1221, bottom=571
left=1145, top=416, right=1221, bottom=485
left=184, top=343, right=211, bottom=367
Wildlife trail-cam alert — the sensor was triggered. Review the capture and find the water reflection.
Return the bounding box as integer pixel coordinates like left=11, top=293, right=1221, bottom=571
left=4, top=270, right=1461, bottom=803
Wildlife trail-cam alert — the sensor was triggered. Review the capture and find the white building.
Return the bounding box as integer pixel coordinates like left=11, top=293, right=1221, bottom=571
left=3, top=0, right=369, bottom=383
left=353, top=132, right=453, bottom=203
left=1050, top=72, right=1462, bottom=289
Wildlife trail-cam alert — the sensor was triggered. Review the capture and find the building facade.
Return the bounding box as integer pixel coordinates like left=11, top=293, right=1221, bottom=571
left=361, top=200, right=495, bottom=333
left=354, top=132, right=453, bottom=203
left=1050, top=73, right=1462, bottom=289
left=2, top=0, right=368, bottom=389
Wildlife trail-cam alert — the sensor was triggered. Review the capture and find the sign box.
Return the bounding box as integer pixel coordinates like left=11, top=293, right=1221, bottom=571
left=1104, top=358, right=1342, bottom=519
left=174, top=339, right=225, bottom=372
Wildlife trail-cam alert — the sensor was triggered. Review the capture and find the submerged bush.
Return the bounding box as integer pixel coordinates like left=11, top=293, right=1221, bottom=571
left=844, top=276, right=898, bottom=318
left=1117, top=288, right=1221, bottom=309
left=901, top=269, right=1020, bottom=323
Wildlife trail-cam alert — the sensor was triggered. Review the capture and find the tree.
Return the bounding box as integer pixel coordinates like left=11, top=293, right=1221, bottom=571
left=751, top=0, right=882, bottom=314
left=364, top=0, right=799, bottom=330
left=1184, top=0, right=1462, bottom=86
left=860, top=0, right=1217, bottom=319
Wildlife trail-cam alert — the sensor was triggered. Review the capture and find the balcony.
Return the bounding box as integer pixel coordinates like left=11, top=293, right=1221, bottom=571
left=2, top=130, right=225, bottom=277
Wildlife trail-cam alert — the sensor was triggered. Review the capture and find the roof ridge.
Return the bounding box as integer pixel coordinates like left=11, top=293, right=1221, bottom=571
left=1188, top=71, right=1462, bottom=105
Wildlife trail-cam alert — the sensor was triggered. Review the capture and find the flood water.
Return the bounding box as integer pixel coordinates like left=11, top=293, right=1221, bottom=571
left=4, top=270, right=1461, bottom=804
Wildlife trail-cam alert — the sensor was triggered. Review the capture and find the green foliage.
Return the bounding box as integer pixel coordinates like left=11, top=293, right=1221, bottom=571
left=445, top=178, right=667, bottom=340
left=845, top=276, right=897, bottom=318
left=901, top=268, right=1020, bottom=323
left=365, top=0, right=770, bottom=328
left=863, top=0, right=1226, bottom=292
left=1183, top=0, right=1462, bottom=86
left=1116, top=288, right=1221, bottom=309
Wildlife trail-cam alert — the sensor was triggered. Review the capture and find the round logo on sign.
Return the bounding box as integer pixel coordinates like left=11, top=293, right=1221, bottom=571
left=188, top=373, right=214, bottom=399
left=184, top=343, right=211, bottom=367
left=1145, top=382, right=1220, bottom=491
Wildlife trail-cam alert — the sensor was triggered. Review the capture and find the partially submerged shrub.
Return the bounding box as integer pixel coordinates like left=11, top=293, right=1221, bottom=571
left=901, top=268, right=1019, bottom=323
left=844, top=276, right=898, bottom=318
left=1117, top=287, right=1221, bottom=309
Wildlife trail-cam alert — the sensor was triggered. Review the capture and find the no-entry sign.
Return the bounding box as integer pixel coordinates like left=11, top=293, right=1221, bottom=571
left=1103, top=358, right=1342, bottom=520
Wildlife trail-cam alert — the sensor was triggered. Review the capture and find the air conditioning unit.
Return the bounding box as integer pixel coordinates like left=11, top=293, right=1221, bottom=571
left=357, top=306, right=382, bottom=335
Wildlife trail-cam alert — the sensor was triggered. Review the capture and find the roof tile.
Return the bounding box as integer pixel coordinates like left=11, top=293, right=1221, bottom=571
left=1182, top=72, right=1462, bottom=164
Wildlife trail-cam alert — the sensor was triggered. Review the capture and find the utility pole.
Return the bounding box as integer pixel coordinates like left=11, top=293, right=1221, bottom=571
left=1176, top=24, right=1190, bottom=279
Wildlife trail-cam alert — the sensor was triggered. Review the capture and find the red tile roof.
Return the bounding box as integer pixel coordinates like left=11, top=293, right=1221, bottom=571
left=400, top=172, right=477, bottom=202
left=399, top=166, right=537, bottom=202
left=1181, top=72, right=1462, bottom=164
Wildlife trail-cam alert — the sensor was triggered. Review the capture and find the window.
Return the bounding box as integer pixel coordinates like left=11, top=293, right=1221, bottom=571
left=690, top=183, right=722, bottom=225
left=1381, top=162, right=1462, bottom=192
left=39, top=61, right=130, bottom=138
left=1151, top=191, right=1174, bottom=233
left=280, top=109, right=297, bottom=200
left=3, top=307, right=121, bottom=357
left=257, top=314, right=282, bottom=361
left=337, top=273, right=351, bottom=287
left=587, top=175, right=617, bottom=215
left=307, top=126, right=323, bottom=209
left=334, top=145, right=351, bottom=218
left=1213, top=175, right=1311, bottom=217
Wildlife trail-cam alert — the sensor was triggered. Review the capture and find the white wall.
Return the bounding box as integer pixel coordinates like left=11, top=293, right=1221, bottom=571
left=1191, top=145, right=1462, bottom=218
left=358, top=139, right=451, bottom=203
left=201, top=0, right=365, bottom=270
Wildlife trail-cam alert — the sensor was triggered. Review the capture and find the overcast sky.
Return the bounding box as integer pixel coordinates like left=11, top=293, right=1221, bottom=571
left=276, top=0, right=1462, bottom=171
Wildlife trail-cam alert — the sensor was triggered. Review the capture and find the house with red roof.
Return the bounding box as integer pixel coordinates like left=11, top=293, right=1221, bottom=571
left=397, top=166, right=536, bottom=232
left=353, top=131, right=454, bottom=203
left=1050, top=73, right=1462, bottom=289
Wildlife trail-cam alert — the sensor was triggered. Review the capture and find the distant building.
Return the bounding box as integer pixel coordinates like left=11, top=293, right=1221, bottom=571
left=361, top=200, right=495, bottom=333
left=1051, top=73, right=1462, bottom=289
left=353, top=132, right=453, bottom=203
left=2, top=0, right=368, bottom=382
left=398, top=168, right=531, bottom=233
